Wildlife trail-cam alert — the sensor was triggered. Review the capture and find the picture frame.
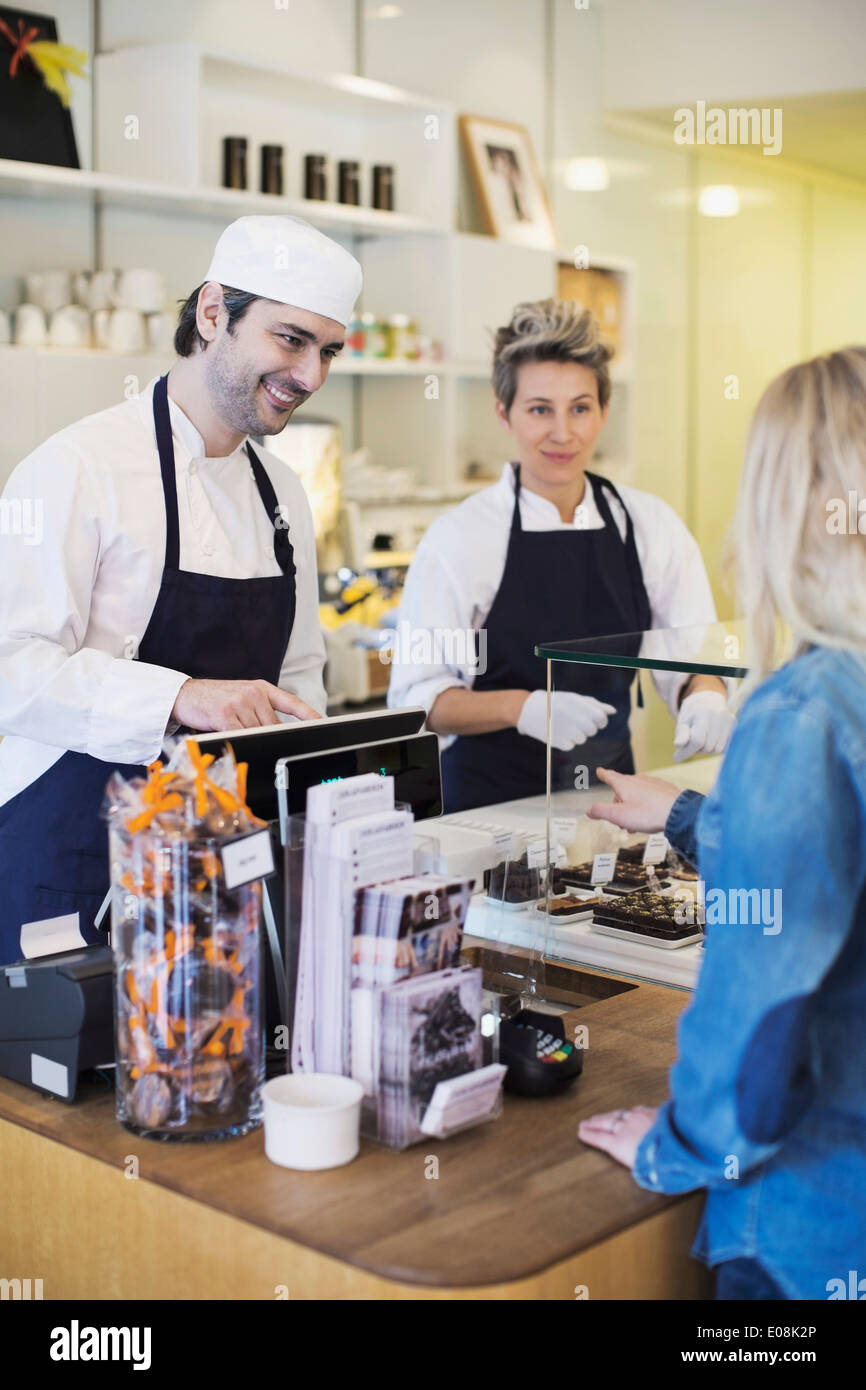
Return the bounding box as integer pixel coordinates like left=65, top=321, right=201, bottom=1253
left=459, top=113, right=557, bottom=250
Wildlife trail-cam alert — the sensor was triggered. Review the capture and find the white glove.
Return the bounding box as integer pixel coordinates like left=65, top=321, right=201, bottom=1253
left=517, top=689, right=616, bottom=750
left=673, top=690, right=735, bottom=762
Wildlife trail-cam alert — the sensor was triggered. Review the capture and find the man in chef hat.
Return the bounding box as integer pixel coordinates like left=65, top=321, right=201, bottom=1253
left=0, top=216, right=362, bottom=964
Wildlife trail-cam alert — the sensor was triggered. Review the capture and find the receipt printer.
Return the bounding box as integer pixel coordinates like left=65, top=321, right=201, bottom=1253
left=0, top=947, right=114, bottom=1101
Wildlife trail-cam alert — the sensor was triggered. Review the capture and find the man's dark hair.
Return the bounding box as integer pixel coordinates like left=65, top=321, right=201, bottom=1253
left=173, top=283, right=260, bottom=356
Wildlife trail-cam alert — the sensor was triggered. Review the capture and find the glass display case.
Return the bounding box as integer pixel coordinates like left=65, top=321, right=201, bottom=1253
left=530, top=619, right=749, bottom=988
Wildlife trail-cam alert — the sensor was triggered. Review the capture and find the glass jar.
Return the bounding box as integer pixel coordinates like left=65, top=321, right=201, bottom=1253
left=110, top=823, right=264, bottom=1141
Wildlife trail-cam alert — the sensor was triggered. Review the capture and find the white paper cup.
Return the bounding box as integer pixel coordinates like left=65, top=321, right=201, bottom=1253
left=262, top=1073, right=364, bottom=1171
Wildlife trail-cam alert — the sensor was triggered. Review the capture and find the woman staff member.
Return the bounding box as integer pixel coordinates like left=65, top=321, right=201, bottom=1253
left=388, top=299, right=733, bottom=813
left=579, top=347, right=866, bottom=1301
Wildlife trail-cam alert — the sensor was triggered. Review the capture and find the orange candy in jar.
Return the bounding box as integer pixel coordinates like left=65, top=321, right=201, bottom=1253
left=105, top=740, right=267, bottom=1140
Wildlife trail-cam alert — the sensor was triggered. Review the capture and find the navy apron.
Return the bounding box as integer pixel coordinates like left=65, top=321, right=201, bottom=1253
left=0, top=375, right=296, bottom=965
left=440, top=465, right=651, bottom=813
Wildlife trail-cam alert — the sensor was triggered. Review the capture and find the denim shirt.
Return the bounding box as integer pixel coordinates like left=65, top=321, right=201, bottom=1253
left=632, top=646, right=866, bottom=1300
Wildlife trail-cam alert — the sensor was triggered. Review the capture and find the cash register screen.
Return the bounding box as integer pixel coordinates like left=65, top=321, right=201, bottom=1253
left=279, top=732, right=442, bottom=821
left=196, top=707, right=433, bottom=822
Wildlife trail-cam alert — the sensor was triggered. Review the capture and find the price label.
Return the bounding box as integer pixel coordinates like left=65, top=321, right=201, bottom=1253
left=591, top=852, right=616, bottom=885
left=553, top=817, right=575, bottom=845
left=221, top=828, right=276, bottom=891
left=642, top=833, right=669, bottom=866
left=493, top=829, right=513, bottom=856
left=527, top=839, right=549, bottom=868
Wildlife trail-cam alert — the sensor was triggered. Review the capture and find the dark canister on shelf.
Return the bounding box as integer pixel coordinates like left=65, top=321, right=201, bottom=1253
left=222, top=136, right=248, bottom=190
left=304, top=153, right=328, bottom=201
left=372, top=163, right=395, bottom=211
left=260, top=144, right=284, bottom=196
left=338, top=159, right=361, bottom=206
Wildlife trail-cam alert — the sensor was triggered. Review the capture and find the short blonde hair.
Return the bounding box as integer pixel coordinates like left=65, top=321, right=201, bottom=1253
left=729, top=346, right=866, bottom=697
left=492, top=299, right=614, bottom=413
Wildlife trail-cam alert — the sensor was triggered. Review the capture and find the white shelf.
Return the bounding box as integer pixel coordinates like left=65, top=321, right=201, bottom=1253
left=0, top=345, right=467, bottom=379
left=331, top=356, right=443, bottom=376
left=199, top=47, right=450, bottom=120
left=0, top=159, right=440, bottom=238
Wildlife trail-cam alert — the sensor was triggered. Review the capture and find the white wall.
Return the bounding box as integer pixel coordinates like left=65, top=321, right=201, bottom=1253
left=602, top=0, right=866, bottom=109
left=361, top=0, right=548, bottom=234
left=98, top=0, right=357, bottom=75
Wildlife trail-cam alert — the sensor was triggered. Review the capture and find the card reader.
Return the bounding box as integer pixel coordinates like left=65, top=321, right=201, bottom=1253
left=0, top=947, right=114, bottom=1101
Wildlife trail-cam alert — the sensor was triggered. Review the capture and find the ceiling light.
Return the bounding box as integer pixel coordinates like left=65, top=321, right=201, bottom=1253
left=698, top=184, right=740, bottom=217
left=562, top=157, right=610, bottom=192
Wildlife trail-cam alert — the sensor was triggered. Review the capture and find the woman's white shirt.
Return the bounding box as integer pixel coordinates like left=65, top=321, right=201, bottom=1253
left=387, top=464, right=721, bottom=748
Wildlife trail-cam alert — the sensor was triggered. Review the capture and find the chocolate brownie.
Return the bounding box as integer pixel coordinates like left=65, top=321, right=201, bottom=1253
left=540, top=895, right=599, bottom=917
left=556, top=861, right=665, bottom=892
left=593, top=891, right=704, bottom=940
left=487, top=853, right=539, bottom=903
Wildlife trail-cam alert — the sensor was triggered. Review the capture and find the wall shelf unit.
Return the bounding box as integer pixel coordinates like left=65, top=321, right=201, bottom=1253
left=1, top=41, right=638, bottom=544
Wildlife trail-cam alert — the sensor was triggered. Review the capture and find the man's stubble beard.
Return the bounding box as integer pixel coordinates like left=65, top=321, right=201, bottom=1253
left=203, top=337, right=303, bottom=438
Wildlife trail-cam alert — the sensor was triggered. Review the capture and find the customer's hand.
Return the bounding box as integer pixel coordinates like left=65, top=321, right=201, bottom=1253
left=673, top=690, right=734, bottom=762
left=587, top=767, right=680, bottom=833
left=578, top=1105, right=659, bottom=1168
left=517, top=690, right=616, bottom=750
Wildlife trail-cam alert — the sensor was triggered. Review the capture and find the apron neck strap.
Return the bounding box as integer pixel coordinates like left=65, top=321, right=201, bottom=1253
left=152, top=374, right=181, bottom=570
left=152, top=375, right=293, bottom=577
left=510, top=462, right=523, bottom=533
left=245, top=442, right=293, bottom=575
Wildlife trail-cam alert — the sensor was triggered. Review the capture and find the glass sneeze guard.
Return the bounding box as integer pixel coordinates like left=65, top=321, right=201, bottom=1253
left=535, top=618, right=749, bottom=680
left=521, top=619, right=748, bottom=993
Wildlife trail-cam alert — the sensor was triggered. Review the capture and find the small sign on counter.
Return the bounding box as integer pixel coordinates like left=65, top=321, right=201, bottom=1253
left=221, top=828, right=276, bottom=891
left=591, top=852, right=617, bottom=885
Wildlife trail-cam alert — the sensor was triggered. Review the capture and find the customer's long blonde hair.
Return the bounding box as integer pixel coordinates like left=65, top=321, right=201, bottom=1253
left=729, top=346, right=866, bottom=697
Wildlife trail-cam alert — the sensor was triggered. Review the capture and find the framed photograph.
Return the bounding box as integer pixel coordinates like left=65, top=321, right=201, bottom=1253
left=459, top=113, right=556, bottom=250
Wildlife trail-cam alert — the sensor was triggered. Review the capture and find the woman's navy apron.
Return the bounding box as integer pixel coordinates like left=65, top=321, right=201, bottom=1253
left=440, top=465, right=651, bottom=813
left=0, top=375, right=296, bottom=965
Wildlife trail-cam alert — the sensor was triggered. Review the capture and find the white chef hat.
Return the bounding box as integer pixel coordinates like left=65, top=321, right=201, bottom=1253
left=204, top=215, right=363, bottom=327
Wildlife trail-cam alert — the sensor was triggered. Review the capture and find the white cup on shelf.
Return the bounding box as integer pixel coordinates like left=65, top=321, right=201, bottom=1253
left=14, top=303, right=47, bottom=347
left=25, top=270, right=72, bottom=315
left=48, top=304, right=91, bottom=348
left=262, top=1072, right=364, bottom=1171
left=89, top=270, right=119, bottom=312
left=92, top=308, right=112, bottom=350
left=0, top=310, right=10, bottom=344
left=116, top=268, right=166, bottom=314
left=106, top=307, right=146, bottom=353
left=146, top=311, right=175, bottom=353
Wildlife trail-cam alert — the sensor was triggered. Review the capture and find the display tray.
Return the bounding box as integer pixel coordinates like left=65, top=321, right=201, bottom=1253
left=590, top=890, right=704, bottom=949
left=484, top=894, right=541, bottom=912
left=555, top=863, right=669, bottom=894
left=533, top=896, right=597, bottom=923
left=590, top=921, right=704, bottom=951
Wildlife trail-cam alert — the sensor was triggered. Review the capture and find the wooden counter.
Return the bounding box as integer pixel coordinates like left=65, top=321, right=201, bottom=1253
left=0, top=943, right=712, bottom=1300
